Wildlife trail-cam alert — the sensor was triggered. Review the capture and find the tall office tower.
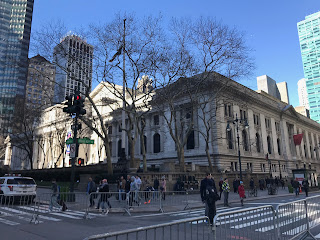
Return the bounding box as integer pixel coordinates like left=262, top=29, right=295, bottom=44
left=53, top=34, right=93, bottom=103
left=298, top=11, right=320, bottom=122
left=26, top=55, right=56, bottom=110
left=257, top=75, right=289, bottom=104
left=297, top=78, right=310, bottom=109
left=0, top=0, right=34, bottom=136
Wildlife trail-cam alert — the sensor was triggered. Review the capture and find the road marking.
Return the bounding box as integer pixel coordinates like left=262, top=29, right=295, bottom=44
left=18, top=206, right=61, bottom=221
left=314, top=233, right=320, bottom=238
left=0, top=218, right=20, bottom=226
left=245, top=203, right=282, bottom=205
left=49, top=212, right=82, bottom=219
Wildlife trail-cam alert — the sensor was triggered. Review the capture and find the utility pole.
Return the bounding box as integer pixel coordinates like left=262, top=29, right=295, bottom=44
left=121, top=19, right=126, bottom=157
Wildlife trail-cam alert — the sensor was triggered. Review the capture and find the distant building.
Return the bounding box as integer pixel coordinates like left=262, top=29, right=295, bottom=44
left=297, top=78, right=309, bottom=109
left=276, top=82, right=290, bottom=104
left=298, top=11, right=320, bottom=122
left=0, top=0, right=34, bottom=136
left=53, top=34, right=93, bottom=103
left=257, top=75, right=289, bottom=104
left=26, top=55, right=56, bottom=110
left=295, top=106, right=310, bottom=118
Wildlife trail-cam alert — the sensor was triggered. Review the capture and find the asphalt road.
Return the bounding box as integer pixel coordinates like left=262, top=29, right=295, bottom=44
left=0, top=190, right=320, bottom=240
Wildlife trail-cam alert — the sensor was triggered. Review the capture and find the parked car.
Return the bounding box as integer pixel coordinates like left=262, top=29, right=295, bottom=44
left=0, top=174, right=37, bottom=203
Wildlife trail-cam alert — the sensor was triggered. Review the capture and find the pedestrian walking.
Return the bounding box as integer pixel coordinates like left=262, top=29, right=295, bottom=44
left=222, top=178, right=230, bottom=207
left=153, top=177, right=159, bottom=199
left=302, top=178, right=309, bottom=197
left=118, top=176, right=126, bottom=201
left=292, top=179, right=300, bottom=196
left=249, top=177, right=255, bottom=190
left=206, top=180, right=219, bottom=225
left=99, top=179, right=112, bottom=214
left=129, top=176, right=140, bottom=206
left=160, top=176, right=166, bottom=200
left=200, top=173, right=214, bottom=218
left=49, top=179, right=61, bottom=211
left=233, top=179, right=237, bottom=193
left=87, top=177, right=97, bottom=207
left=238, top=181, right=245, bottom=206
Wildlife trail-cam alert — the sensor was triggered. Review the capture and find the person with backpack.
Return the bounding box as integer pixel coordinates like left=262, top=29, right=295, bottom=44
left=205, top=179, right=219, bottom=225
left=87, top=177, right=97, bottom=207
left=49, top=178, right=62, bottom=211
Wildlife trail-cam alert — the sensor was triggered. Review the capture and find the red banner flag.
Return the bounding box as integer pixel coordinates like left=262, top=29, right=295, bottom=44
left=293, top=133, right=303, bottom=145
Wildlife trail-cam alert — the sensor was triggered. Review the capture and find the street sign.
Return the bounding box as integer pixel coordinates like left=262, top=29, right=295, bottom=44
left=78, top=138, right=94, bottom=144
left=66, top=138, right=74, bottom=144
left=70, top=143, right=76, bottom=158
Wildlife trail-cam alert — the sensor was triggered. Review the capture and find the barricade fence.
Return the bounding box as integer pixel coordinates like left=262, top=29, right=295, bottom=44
left=83, top=216, right=210, bottom=240
left=0, top=194, right=37, bottom=223
left=213, top=205, right=277, bottom=240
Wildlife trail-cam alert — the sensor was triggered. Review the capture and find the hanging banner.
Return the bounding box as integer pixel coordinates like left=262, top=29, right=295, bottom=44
left=293, top=133, right=304, bottom=145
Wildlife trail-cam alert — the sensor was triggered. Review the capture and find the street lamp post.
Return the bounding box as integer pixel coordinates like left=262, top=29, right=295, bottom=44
left=226, top=113, right=249, bottom=181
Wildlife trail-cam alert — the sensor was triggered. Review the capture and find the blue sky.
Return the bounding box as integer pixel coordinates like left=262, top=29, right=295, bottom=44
left=31, top=0, right=320, bottom=107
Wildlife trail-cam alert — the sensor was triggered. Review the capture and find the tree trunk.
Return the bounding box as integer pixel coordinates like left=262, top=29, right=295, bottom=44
left=104, top=141, right=113, bottom=175
left=205, top=142, right=213, bottom=173
left=140, top=134, right=147, bottom=172
left=179, top=146, right=186, bottom=172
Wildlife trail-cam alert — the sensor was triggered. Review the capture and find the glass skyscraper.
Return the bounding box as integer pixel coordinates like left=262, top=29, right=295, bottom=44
left=298, top=11, right=320, bottom=123
left=0, top=0, right=34, bottom=136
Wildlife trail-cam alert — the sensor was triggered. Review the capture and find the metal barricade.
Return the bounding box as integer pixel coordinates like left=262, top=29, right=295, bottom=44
left=33, top=192, right=90, bottom=223
left=88, top=192, right=128, bottom=215
left=160, top=191, right=197, bottom=212
left=0, top=194, right=37, bottom=223
left=126, top=190, right=162, bottom=214
left=83, top=216, right=211, bottom=240
left=276, top=199, right=308, bottom=239
left=213, top=205, right=277, bottom=240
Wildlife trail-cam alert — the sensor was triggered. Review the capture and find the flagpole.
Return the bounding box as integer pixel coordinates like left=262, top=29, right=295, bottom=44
left=121, top=19, right=126, bottom=155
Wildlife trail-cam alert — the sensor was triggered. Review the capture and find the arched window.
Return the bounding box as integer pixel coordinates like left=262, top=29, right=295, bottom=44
left=242, top=130, right=248, bottom=151
left=117, top=140, right=122, bottom=157
left=187, top=131, right=195, bottom=149
left=141, top=135, right=147, bottom=154
left=256, top=133, right=261, bottom=152
left=227, top=129, right=233, bottom=149
left=153, top=133, right=160, bottom=153
left=277, top=138, right=281, bottom=155
left=267, top=136, right=272, bottom=154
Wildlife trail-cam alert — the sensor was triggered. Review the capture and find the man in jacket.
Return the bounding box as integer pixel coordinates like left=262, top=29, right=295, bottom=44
left=200, top=173, right=215, bottom=217
left=222, top=178, right=230, bottom=207
left=87, top=177, right=96, bottom=207
left=99, top=179, right=111, bottom=214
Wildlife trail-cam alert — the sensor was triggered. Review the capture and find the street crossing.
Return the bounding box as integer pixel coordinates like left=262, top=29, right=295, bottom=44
left=0, top=204, right=102, bottom=225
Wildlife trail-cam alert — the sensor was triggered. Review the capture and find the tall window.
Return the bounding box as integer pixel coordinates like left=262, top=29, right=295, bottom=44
left=154, top=115, right=159, bottom=125
left=117, top=140, right=122, bottom=157
left=187, top=131, right=195, bottom=149
left=153, top=133, right=160, bottom=153
left=267, top=136, right=272, bottom=154
left=256, top=133, right=261, bottom=152
left=227, top=129, right=233, bottom=149
left=242, top=130, right=248, bottom=151
left=277, top=138, right=281, bottom=155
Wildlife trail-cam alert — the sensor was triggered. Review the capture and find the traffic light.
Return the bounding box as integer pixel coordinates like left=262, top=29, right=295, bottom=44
left=73, top=94, right=86, bottom=115
left=78, top=158, right=84, bottom=165
left=63, top=95, right=73, bottom=113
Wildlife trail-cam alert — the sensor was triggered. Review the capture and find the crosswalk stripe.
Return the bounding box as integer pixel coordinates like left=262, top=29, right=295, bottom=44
left=0, top=218, right=20, bottom=226
left=48, top=212, right=82, bottom=219
left=18, top=206, right=61, bottom=221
